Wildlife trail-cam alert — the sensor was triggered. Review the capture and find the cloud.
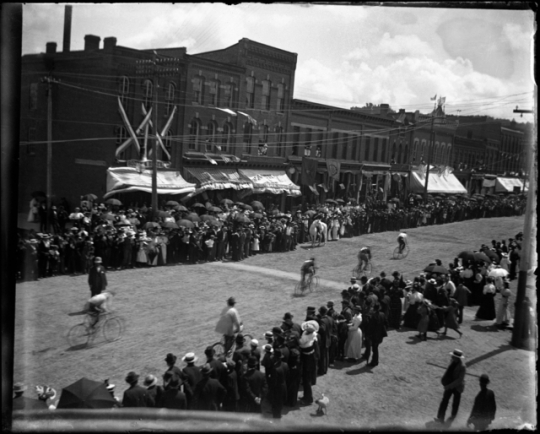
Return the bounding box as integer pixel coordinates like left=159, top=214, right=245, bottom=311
left=503, top=23, right=533, bottom=51
left=377, top=33, right=435, bottom=58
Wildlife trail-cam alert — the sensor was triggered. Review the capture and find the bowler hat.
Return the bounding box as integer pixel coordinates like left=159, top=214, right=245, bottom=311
left=165, top=353, right=177, bottom=364
left=125, top=371, right=139, bottom=384
left=200, top=364, right=213, bottom=376
left=327, top=301, right=334, bottom=307
left=272, top=327, right=283, bottom=336
left=479, top=374, right=490, bottom=384
left=204, top=346, right=215, bottom=356
left=283, top=312, right=293, bottom=321
left=247, top=357, right=257, bottom=368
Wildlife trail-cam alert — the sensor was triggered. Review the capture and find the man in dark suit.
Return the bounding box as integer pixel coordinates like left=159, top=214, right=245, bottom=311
left=88, top=256, right=107, bottom=297
left=203, top=346, right=226, bottom=382
left=193, top=364, right=226, bottom=411
left=267, top=349, right=289, bottom=419
left=435, top=349, right=467, bottom=426
left=241, top=357, right=267, bottom=413
left=156, top=372, right=186, bottom=410
left=467, top=374, right=496, bottom=431
left=365, top=303, right=387, bottom=367
left=317, top=305, right=333, bottom=375
left=122, top=371, right=150, bottom=407
left=181, top=352, right=201, bottom=409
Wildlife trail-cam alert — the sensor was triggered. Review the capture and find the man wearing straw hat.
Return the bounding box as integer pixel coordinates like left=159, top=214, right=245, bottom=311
left=434, top=349, right=467, bottom=425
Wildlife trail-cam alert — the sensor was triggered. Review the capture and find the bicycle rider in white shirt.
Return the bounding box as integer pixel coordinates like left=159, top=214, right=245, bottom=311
left=398, top=232, right=408, bottom=254
left=357, top=247, right=372, bottom=273
left=86, top=290, right=115, bottom=327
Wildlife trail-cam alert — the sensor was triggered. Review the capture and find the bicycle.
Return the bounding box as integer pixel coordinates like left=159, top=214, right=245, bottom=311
left=211, top=332, right=253, bottom=358
left=393, top=244, right=410, bottom=260
left=294, top=273, right=320, bottom=296
left=352, top=260, right=372, bottom=278
left=67, top=311, right=125, bottom=348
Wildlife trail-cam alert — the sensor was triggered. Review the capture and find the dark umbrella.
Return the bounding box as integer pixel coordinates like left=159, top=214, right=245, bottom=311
left=335, top=198, right=345, bottom=203
left=458, top=251, right=475, bottom=261
left=192, top=203, right=206, bottom=209
left=221, top=199, right=233, bottom=206
left=235, top=214, right=251, bottom=223
left=178, top=219, right=194, bottom=228
left=156, top=211, right=171, bottom=218
left=186, top=213, right=201, bottom=222
left=251, top=201, right=264, bottom=210
left=166, top=200, right=180, bottom=207
left=253, top=212, right=263, bottom=219
left=242, top=204, right=253, bottom=211
left=210, top=206, right=222, bottom=213
left=414, top=194, right=424, bottom=200
left=105, top=198, right=122, bottom=206
left=326, top=199, right=338, bottom=205
left=208, top=220, right=223, bottom=227
left=481, top=248, right=499, bottom=264
left=235, top=201, right=246, bottom=208
left=174, top=204, right=188, bottom=212
left=424, top=264, right=448, bottom=274
left=473, top=252, right=491, bottom=263
left=144, top=222, right=161, bottom=229
left=389, top=197, right=400, bottom=203
left=201, top=215, right=217, bottom=222
left=85, top=193, right=98, bottom=201
left=57, top=378, right=116, bottom=409
left=162, top=221, right=178, bottom=229
left=270, top=209, right=280, bottom=215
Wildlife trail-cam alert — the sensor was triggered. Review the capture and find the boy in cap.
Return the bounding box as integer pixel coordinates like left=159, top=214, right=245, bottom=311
left=467, top=374, right=497, bottom=431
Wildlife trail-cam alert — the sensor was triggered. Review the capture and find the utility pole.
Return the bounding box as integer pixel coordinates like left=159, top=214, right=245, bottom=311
left=423, top=101, right=439, bottom=201
left=511, top=102, right=536, bottom=350
left=151, top=52, right=159, bottom=220
left=42, top=75, right=56, bottom=232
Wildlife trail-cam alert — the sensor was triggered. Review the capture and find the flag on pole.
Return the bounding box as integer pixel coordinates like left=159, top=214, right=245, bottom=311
left=438, top=96, right=446, bottom=106
left=430, top=94, right=437, bottom=101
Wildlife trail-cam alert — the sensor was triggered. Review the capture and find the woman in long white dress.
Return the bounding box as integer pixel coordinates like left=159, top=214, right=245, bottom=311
left=345, top=307, right=363, bottom=360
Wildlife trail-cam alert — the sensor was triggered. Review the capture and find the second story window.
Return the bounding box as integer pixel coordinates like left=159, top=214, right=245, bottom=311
left=341, top=134, right=349, bottom=159
left=261, top=80, right=271, bottom=111
left=243, top=122, right=253, bottom=153
left=142, top=79, right=153, bottom=110
left=223, top=83, right=234, bottom=108
left=275, top=126, right=283, bottom=157
left=192, top=77, right=203, bottom=104
left=118, top=76, right=129, bottom=108
left=165, top=82, right=176, bottom=115
left=246, top=77, right=255, bottom=109
left=116, top=125, right=128, bottom=160
left=381, top=138, right=387, bottom=162
left=221, top=122, right=232, bottom=153
left=188, top=118, right=201, bottom=150
left=209, top=80, right=219, bottom=106
left=276, top=83, right=284, bottom=112
left=373, top=137, right=379, bottom=162
left=29, top=82, right=38, bottom=111
left=332, top=132, right=339, bottom=158
left=292, top=126, right=300, bottom=156
left=206, top=121, right=217, bottom=152
left=365, top=136, right=371, bottom=161
left=315, top=145, right=322, bottom=158
left=304, top=128, right=312, bottom=156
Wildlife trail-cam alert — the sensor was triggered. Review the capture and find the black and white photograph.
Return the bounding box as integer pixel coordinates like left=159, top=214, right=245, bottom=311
left=3, top=2, right=536, bottom=431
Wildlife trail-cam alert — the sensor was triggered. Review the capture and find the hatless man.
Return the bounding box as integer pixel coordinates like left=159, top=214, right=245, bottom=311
left=215, top=297, right=243, bottom=355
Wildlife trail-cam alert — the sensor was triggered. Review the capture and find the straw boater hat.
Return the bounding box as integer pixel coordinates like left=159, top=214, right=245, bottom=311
left=13, top=382, right=27, bottom=393
left=94, top=256, right=102, bottom=263
left=250, top=339, right=259, bottom=347
left=450, top=349, right=465, bottom=359
left=182, top=352, right=198, bottom=364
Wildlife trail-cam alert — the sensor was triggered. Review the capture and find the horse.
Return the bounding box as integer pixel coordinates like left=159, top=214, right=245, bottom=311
left=309, top=220, right=327, bottom=247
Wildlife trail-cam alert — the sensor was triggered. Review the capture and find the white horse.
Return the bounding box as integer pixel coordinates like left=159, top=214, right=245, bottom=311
left=309, top=220, right=327, bottom=247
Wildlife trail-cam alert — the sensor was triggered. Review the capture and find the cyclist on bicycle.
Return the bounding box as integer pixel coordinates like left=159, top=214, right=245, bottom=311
left=300, top=257, right=316, bottom=289
left=215, top=297, right=243, bottom=355
left=86, top=289, right=115, bottom=327
left=397, top=231, right=408, bottom=254
left=357, top=247, right=372, bottom=273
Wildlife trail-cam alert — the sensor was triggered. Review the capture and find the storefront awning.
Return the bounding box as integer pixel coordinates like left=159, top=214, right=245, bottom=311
left=184, top=167, right=253, bottom=192
left=495, top=177, right=526, bottom=193
left=104, top=167, right=196, bottom=198
left=410, top=171, right=467, bottom=194
left=239, top=169, right=301, bottom=196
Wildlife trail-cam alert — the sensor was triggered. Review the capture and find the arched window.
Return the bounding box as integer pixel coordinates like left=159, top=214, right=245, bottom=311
left=206, top=121, right=217, bottom=152
left=166, top=81, right=176, bottom=115
left=397, top=142, right=403, bottom=164
left=142, top=79, right=153, bottom=110
left=421, top=140, right=427, bottom=163
left=163, top=130, right=173, bottom=162
left=118, top=76, right=130, bottom=108
left=243, top=122, right=253, bottom=153
left=209, top=80, right=220, bottom=106
left=188, top=118, right=201, bottom=150
left=412, top=139, right=419, bottom=163
left=192, top=77, right=203, bottom=104
left=221, top=122, right=233, bottom=153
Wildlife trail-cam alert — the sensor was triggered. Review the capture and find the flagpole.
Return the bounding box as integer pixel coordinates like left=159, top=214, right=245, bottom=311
left=423, top=101, right=437, bottom=201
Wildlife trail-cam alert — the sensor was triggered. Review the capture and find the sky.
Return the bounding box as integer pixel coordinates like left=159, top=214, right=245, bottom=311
left=21, top=3, right=536, bottom=122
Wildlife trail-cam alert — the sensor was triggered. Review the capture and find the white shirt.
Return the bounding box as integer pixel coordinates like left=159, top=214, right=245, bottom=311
left=444, top=281, right=456, bottom=297
left=399, top=233, right=408, bottom=241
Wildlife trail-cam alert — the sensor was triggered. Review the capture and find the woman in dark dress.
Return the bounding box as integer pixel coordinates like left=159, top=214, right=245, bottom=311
left=475, top=277, right=497, bottom=320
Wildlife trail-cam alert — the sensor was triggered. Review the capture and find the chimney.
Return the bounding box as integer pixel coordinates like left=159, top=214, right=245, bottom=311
left=399, top=109, right=405, bottom=114
left=46, top=42, right=57, bottom=54
left=84, top=34, right=101, bottom=51
left=380, top=103, right=390, bottom=116
left=63, top=5, right=72, bottom=52
left=103, top=37, right=117, bottom=50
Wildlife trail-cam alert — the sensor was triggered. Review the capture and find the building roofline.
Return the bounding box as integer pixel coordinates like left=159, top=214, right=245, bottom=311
left=292, top=99, right=395, bottom=125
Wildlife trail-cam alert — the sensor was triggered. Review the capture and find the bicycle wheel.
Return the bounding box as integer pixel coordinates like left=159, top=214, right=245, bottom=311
left=211, top=342, right=225, bottom=358
left=365, top=262, right=373, bottom=275
left=393, top=246, right=403, bottom=259
left=294, top=282, right=305, bottom=296
left=68, top=324, right=90, bottom=348
left=103, top=317, right=123, bottom=342
left=402, top=245, right=410, bottom=258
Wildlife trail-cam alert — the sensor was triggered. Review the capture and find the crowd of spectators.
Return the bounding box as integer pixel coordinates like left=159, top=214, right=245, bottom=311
left=16, top=192, right=526, bottom=282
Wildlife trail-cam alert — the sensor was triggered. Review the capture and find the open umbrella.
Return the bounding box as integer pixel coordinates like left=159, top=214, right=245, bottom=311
left=208, top=220, right=223, bottom=227
left=270, top=209, right=280, bottom=215
left=488, top=268, right=509, bottom=278
left=235, top=214, right=251, bottom=223
left=335, top=198, right=345, bottom=203
left=481, top=249, right=499, bottom=264
left=57, top=378, right=116, bottom=409
left=326, top=199, right=338, bottom=205
left=186, top=213, right=201, bottom=222
left=174, top=204, right=188, bottom=212
left=210, top=206, right=222, bottom=213
left=201, top=215, right=217, bottom=222
left=144, top=222, right=161, bottom=229
left=251, top=201, right=264, bottom=210
left=192, top=203, right=206, bottom=209
left=162, top=221, right=178, bottom=229
left=220, top=199, right=233, bottom=206
left=178, top=219, right=194, bottom=228
left=424, top=264, right=448, bottom=274
left=85, top=193, right=98, bottom=201
left=389, top=197, right=400, bottom=203
left=166, top=200, right=180, bottom=207
left=105, top=198, right=122, bottom=206
left=242, top=204, right=253, bottom=211
left=458, top=251, right=475, bottom=261
left=253, top=212, right=263, bottom=219
left=156, top=210, right=171, bottom=218
left=473, top=252, right=490, bottom=263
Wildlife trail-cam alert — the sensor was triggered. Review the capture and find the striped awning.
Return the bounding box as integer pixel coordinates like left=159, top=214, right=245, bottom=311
left=104, top=167, right=196, bottom=198
left=410, top=171, right=467, bottom=194
left=495, top=177, right=526, bottom=193
left=238, top=169, right=301, bottom=196
left=184, top=167, right=253, bottom=192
